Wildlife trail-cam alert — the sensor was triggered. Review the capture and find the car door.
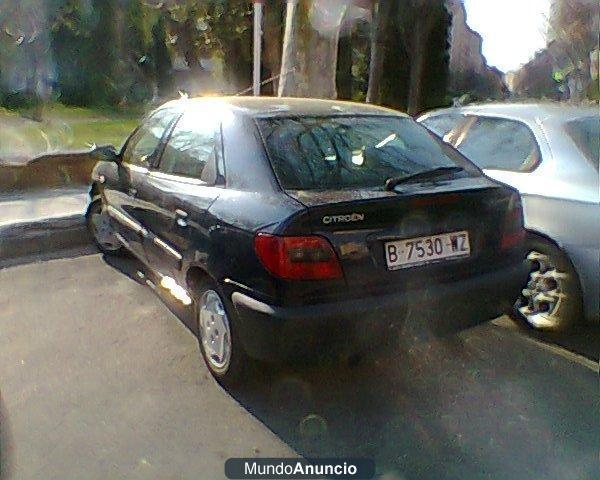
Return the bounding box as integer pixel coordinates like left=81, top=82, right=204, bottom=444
left=103, top=109, right=178, bottom=261
left=136, top=109, right=224, bottom=276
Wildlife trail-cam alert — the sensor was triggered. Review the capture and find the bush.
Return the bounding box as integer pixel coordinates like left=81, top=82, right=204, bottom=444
left=1, top=91, right=42, bottom=111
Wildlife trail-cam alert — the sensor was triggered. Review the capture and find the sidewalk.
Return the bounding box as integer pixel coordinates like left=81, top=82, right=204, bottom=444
left=0, top=188, right=94, bottom=267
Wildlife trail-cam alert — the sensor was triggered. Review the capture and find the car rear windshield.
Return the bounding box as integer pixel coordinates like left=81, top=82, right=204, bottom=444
left=565, top=117, right=599, bottom=170
left=256, top=115, right=476, bottom=190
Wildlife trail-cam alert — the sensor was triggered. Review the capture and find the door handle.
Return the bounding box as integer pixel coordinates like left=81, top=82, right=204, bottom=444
left=175, top=209, right=188, bottom=227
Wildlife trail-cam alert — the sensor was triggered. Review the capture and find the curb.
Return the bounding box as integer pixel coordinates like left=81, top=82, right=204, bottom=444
left=0, top=215, right=94, bottom=268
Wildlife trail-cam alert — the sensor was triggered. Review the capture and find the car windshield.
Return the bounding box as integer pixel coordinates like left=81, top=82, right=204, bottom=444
left=257, top=116, right=475, bottom=190
left=565, top=117, right=599, bottom=170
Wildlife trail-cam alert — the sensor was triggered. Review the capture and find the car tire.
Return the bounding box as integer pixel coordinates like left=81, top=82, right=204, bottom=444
left=511, top=235, right=583, bottom=332
left=86, top=198, right=123, bottom=255
left=194, top=279, right=249, bottom=386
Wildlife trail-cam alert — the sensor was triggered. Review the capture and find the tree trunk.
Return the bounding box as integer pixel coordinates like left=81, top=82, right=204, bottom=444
left=225, top=38, right=253, bottom=93
left=279, top=0, right=346, bottom=98
left=366, top=0, right=393, bottom=104
left=306, top=1, right=346, bottom=99
left=152, top=14, right=172, bottom=97
left=407, top=17, right=433, bottom=115
left=336, top=24, right=353, bottom=100
left=407, top=28, right=423, bottom=114
left=263, top=0, right=284, bottom=95
left=278, top=0, right=300, bottom=96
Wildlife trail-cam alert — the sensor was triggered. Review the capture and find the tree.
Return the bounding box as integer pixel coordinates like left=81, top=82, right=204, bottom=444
left=366, top=0, right=393, bottom=104
left=364, top=0, right=451, bottom=114
left=278, top=0, right=349, bottom=98
left=0, top=0, right=55, bottom=116
left=417, top=1, right=451, bottom=111
left=399, top=0, right=450, bottom=114
left=278, top=0, right=300, bottom=95
left=151, top=14, right=172, bottom=97
left=336, top=16, right=353, bottom=100
left=50, top=0, right=142, bottom=106
left=114, top=0, right=160, bottom=103
left=512, top=49, right=562, bottom=100
left=263, top=0, right=285, bottom=95
left=546, top=0, right=598, bottom=101
left=150, top=0, right=254, bottom=94
left=216, top=1, right=254, bottom=92
left=91, top=0, right=119, bottom=103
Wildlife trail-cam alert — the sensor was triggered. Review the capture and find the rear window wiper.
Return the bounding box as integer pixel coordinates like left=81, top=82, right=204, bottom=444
left=385, top=166, right=464, bottom=191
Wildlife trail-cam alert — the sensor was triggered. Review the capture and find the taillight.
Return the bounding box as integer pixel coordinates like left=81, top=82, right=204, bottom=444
left=500, top=193, right=526, bottom=249
left=254, top=233, right=343, bottom=280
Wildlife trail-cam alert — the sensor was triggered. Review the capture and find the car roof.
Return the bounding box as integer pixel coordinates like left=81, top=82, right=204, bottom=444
left=420, top=103, right=597, bottom=123
left=160, top=96, right=408, bottom=118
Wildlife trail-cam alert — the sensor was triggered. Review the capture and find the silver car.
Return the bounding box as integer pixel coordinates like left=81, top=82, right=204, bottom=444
left=418, top=104, right=599, bottom=330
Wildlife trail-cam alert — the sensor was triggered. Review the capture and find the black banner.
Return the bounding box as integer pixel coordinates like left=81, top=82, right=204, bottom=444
left=225, top=458, right=375, bottom=479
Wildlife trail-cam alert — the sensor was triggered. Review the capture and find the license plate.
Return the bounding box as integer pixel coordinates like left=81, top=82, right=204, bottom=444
left=385, top=231, right=470, bottom=270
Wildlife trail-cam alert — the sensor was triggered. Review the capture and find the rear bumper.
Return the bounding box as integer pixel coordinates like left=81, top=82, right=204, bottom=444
left=231, top=260, right=529, bottom=361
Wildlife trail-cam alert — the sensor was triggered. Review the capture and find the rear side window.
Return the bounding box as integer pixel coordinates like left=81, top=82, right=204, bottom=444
left=122, top=109, right=176, bottom=167
left=455, top=116, right=541, bottom=172
left=565, top=117, right=599, bottom=170
left=420, top=113, right=464, bottom=138
left=257, top=116, right=476, bottom=190
left=159, top=110, right=220, bottom=182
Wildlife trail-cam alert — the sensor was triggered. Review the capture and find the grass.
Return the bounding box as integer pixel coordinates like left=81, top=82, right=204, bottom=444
left=0, top=104, right=141, bottom=163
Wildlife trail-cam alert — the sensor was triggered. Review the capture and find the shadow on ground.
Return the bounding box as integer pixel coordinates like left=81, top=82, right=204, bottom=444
left=518, top=324, right=599, bottom=361
left=103, top=254, right=598, bottom=480
left=227, top=331, right=597, bottom=480
left=102, top=253, right=194, bottom=331
left=0, top=244, right=96, bottom=270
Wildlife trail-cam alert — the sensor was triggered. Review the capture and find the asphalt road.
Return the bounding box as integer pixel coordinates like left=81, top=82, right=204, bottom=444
left=0, top=254, right=598, bottom=480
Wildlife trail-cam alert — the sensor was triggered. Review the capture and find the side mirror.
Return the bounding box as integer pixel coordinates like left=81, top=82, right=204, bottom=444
left=90, top=144, right=120, bottom=163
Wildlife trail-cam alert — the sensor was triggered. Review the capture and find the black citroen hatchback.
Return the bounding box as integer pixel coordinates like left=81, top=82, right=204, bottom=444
left=87, top=97, right=528, bottom=383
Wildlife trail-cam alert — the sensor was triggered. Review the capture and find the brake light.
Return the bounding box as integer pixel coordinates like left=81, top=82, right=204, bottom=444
left=254, top=233, right=343, bottom=280
left=501, top=194, right=526, bottom=249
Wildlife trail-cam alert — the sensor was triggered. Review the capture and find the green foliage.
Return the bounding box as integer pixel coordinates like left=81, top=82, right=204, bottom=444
left=351, top=47, right=370, bottom=102
left=339, top=20, right=370, bottom=102
left=1, top=0, right=455, bottom=109
left=2, top=92, right=43, bottom=110
left=0, top=103, right=140, bottom=162
left=50, top=0, right=115, bottom=105
left=49, top=0, right=161, bottom=106
left=163, top=0, right=253, bottom=90
left=152, top=14, right=172, bottom=95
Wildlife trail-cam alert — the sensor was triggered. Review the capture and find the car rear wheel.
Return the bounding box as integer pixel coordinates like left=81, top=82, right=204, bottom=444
left=512, top=236, right=583, bottom=331
left=195, top=280, right=248, bottom=385
left=86, top=199, right=123, bottom=255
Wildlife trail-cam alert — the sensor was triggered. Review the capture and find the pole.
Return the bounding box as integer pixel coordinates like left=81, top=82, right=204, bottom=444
left=253, top=0, right=263, bottom=96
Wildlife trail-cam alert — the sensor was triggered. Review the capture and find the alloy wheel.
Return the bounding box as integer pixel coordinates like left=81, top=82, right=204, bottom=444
left=516, top=250, right=568, bottom=329
left=198, top=290, right=232, bottom=374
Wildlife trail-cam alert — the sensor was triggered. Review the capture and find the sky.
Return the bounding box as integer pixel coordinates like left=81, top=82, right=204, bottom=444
left=463, top=0, right=551, bottom=73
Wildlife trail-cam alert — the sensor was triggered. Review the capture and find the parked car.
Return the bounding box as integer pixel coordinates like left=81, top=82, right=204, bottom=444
left=418, top=104, right=599, bottom=331
left=87, top=97, right=528, bottom=383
